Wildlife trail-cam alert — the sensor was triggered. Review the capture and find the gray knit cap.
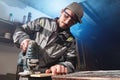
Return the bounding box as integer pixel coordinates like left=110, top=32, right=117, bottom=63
left=65, top=2, right=83, bottom=23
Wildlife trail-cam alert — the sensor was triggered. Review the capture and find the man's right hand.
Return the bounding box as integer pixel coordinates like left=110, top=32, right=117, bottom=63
left=20, top=39, right=31, bottom=52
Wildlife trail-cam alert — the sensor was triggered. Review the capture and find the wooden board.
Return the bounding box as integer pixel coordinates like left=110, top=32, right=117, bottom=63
left=30, top=73, right=52, bottom=78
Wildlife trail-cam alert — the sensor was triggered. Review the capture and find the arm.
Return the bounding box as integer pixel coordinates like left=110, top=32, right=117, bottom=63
left=45, top=39, right=77, bottom=75
left=58, top=39, right=77, bottom=73
left=13, top=18, right=45, bottom=49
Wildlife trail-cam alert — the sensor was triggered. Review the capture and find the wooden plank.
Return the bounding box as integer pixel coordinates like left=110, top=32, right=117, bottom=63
left=30, top=73, right=52, bottom=78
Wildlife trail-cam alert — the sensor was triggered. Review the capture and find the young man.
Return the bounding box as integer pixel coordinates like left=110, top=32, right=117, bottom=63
left=13, top=2, right=83, bottom=76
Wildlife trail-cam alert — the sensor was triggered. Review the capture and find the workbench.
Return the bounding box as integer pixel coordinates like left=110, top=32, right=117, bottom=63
left=19, top=70, right=120, bottom=80
left=52, top=70, right=120, bottom=80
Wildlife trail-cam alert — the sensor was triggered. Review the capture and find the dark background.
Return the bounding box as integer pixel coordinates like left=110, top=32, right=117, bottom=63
left=76, top=0, right=120, bottom=70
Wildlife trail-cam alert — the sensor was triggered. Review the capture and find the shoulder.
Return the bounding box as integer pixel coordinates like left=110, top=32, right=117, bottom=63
left=35, top=17, right=54, bottom=22
left=33, top=17, right=56, bottom=27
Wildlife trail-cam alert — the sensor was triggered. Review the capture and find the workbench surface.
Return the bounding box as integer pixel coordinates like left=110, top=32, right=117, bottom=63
left=52, top=70, right=120, bottom=80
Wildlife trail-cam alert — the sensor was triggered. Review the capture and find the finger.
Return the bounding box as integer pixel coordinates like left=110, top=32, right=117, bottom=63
left=56, top=65, right=65, bottom=73
left=45, top=69, right=51, bottom=73
left=21, top=39, right=30, bottom=52
left=56, top=65, right=61, bottom=73
left=20, top=44, right=23, bottom=49
left=51, top=66, right=57, bottom=75
left=65, top=67, right=68, bottom=74
left=24, top=42, right=28, bottom=51
left=59, top=65, right=67, bottom=74
left=60, top=65, right=65, bottom=73
left=20, top=44, right=25, bottom=52
left=23, top=46, right=27, bottom=52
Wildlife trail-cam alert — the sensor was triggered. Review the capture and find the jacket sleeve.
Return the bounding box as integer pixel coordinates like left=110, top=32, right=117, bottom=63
left=59, top=39, right=77, bottom=73
left=13, top=18, right=45, bottom=47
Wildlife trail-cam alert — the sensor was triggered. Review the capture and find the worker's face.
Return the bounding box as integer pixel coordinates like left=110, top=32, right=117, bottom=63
left=58, top=9, right=77, bottom=29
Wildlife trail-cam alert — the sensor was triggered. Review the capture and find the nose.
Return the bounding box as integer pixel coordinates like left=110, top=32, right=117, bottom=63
left=64, top=18, right=71, bottom=24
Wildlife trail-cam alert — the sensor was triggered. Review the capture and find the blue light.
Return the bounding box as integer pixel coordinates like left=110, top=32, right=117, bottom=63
left=70, top=23, right=82, bottom=38
left=70, top=17, right=91, bottom=40
left=34, top=0, right=86, bottom=18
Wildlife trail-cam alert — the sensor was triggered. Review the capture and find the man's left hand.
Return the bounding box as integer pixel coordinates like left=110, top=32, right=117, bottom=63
left=45, top=64, right=68, bottom=75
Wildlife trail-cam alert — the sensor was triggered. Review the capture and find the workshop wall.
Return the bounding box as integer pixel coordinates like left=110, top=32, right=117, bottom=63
left=0, top=0, right=49, bottom=75
left=0, top=0, right=50, bottom=23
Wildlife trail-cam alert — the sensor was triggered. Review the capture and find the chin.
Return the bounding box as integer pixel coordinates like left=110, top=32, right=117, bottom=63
left=60, top=26, right=64, bottom=29
left=59, top=23, right=69, bottom=29
left=59, top=24, right=64, bottom=28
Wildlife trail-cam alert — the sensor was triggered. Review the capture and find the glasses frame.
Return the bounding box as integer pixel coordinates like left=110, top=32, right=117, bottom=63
left=63, top=10, right=78, bottom=24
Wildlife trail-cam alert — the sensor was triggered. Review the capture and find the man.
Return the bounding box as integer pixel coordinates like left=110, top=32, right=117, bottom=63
left=13, top=2, right=83, bottom=76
